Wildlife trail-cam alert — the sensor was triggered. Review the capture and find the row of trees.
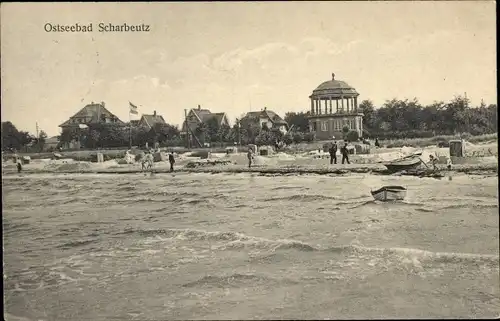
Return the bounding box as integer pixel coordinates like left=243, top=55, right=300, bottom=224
left=283, top=96, right=497, bottom=140
left=2, top=121, right=48, bottom=152
left=189, top=116, right=316, bottom=147
left=2, top=95, right=497, bottom=151
left=58, top=122, right=182, bottom=149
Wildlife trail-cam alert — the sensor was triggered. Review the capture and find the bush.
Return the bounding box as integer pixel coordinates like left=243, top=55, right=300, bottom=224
left=346, top=130, right=359, bottom=142
left=292, top=132, right=304, bottom=144
left=282, top=134, right=293, bottom=145
left=303, top=132, right=316, bottom=142
left=459, top=132, right=472, bottom=140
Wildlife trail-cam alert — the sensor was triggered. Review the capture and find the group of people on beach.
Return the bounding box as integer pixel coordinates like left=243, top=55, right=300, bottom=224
left=141, top=149, right=176, bottom=172
left=328, top=137, right=351, bottom=165
left=245, top=136, right=353, bottom=169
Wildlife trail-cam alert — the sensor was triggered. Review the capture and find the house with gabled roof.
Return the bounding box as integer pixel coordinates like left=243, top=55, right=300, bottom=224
left=181, top=105, right=230, bottom=134
left=42, top=136, right=60, bottom=151
left=137, top=110, right=166, bottom=129
left=240, top=107, right=289, bottom=134
left=58, top=101, right=124, bottom=129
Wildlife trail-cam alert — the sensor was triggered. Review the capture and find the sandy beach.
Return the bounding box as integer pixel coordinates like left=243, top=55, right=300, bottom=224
left=3, top=141, right=497, bottom=177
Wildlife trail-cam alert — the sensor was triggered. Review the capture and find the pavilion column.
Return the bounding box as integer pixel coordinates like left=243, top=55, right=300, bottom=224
left=329, top=98, right=332, bottom=114
left=310, top=98, right=314, bottom=115
left=315, top=100, right=319, bottom=115
left=336, top=99, right=339, bottom=113
left=347, top=98, right=350, bottom=113
left=354, top=97, right=358, bottom=112
left=341, top=97, right=345, bottom=112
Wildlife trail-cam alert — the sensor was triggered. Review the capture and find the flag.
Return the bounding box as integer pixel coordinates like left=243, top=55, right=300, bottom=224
left=78, top=124, right=88, bottom=129
left=129, top=102, right=138, bottom=115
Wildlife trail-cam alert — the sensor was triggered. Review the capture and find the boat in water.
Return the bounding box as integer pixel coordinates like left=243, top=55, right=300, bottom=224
left=382, top=154, right=423, bottom=172
left=371, top=185, right=407, bottom=201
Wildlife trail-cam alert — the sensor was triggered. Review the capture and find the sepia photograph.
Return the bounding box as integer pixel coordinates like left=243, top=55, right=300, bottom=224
left=1, top=2, right=498, bottom=320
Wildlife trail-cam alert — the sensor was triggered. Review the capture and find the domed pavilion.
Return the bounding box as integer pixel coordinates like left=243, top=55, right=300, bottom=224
left=307, top=73, right=364, bottom=140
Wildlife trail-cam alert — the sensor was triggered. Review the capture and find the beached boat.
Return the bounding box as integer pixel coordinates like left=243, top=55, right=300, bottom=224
left=371, top=185, right=407, bottom=201
left=382, top=154, right=423, bottom=172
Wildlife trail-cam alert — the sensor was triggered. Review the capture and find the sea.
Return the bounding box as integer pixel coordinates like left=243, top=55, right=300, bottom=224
left=2, top=172, right=499, bottom=320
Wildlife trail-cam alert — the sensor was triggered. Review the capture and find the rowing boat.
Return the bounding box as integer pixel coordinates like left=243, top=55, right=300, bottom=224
left=382, top=154, right=423, bottom=172
left=371, top=185, right=407, bottom=201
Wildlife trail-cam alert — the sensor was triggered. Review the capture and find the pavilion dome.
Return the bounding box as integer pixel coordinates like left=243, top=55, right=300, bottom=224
left=310, top=73, right=359, bottom=98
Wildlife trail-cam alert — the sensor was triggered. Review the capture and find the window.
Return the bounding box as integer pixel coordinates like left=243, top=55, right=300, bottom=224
left=321, top=121, right=328, bottom=131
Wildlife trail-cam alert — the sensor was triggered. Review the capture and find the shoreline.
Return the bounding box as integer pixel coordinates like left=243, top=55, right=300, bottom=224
left=2, top=163, right=497, bottom=177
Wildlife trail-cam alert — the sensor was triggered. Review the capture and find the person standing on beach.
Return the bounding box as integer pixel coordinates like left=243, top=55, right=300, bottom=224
left=429, top=155, right=438, bottom=171
left=375, top=138, right=380, bottom=148
left=247, top=148, right=254, bottom=168
left=168, top=151, right=175, bottom=172
left=329, top=138, right=338, bottom=165
left=16, top=160, right=22, bottom=173
left=341, top=142, right=350, bottom=164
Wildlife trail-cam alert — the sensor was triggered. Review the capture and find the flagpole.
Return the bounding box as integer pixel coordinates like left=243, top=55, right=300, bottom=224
left=129, top=107, right=132, bottom=149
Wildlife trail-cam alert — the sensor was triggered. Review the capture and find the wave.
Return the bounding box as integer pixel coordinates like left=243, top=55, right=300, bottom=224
left=3, top=222, right=31, bottom=231
left=415, top=207, right=434, bottom=213
left=270, top=186, right=308, bottom=191
left=56, top=239, right=98, bottom=249
left=262, top=194, right=340, bottom=202
left=439, top=203, right=498, bottom=210
left=182, top=273, right=299, bottom=288
left=229, top=204, right=247, bottom=209
left=116, top=185, right=136, bottom=192
left=119, top=228, right=499, bottom=267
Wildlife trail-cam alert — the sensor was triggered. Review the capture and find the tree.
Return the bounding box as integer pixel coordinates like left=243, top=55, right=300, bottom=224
left=358, top=100, right=375, bottom=131
left=150, top=123, right=180, bottom=146
left=33, top=130, right=48, bottom=151
left=131, top=126, right=150, bottom=147
left=1, top=121, right=33, bottom=151
left=217, top=124, right=231, bottom=143
left=284, top=112, right=309, bottom=132
left=205, top=117, right=221, bottom=143
left=87, top=128, right=101, bottom=149
left=59, top=128, right=81, bottom=147
left=195, top=122, right=208, bottom=146
left=255, top=130, right=273, bottom=146
left=242, top=121, right=261, bottom=145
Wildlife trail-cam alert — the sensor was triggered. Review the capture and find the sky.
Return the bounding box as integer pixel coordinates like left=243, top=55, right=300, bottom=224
left=1, top=2, right=497, bottom=137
